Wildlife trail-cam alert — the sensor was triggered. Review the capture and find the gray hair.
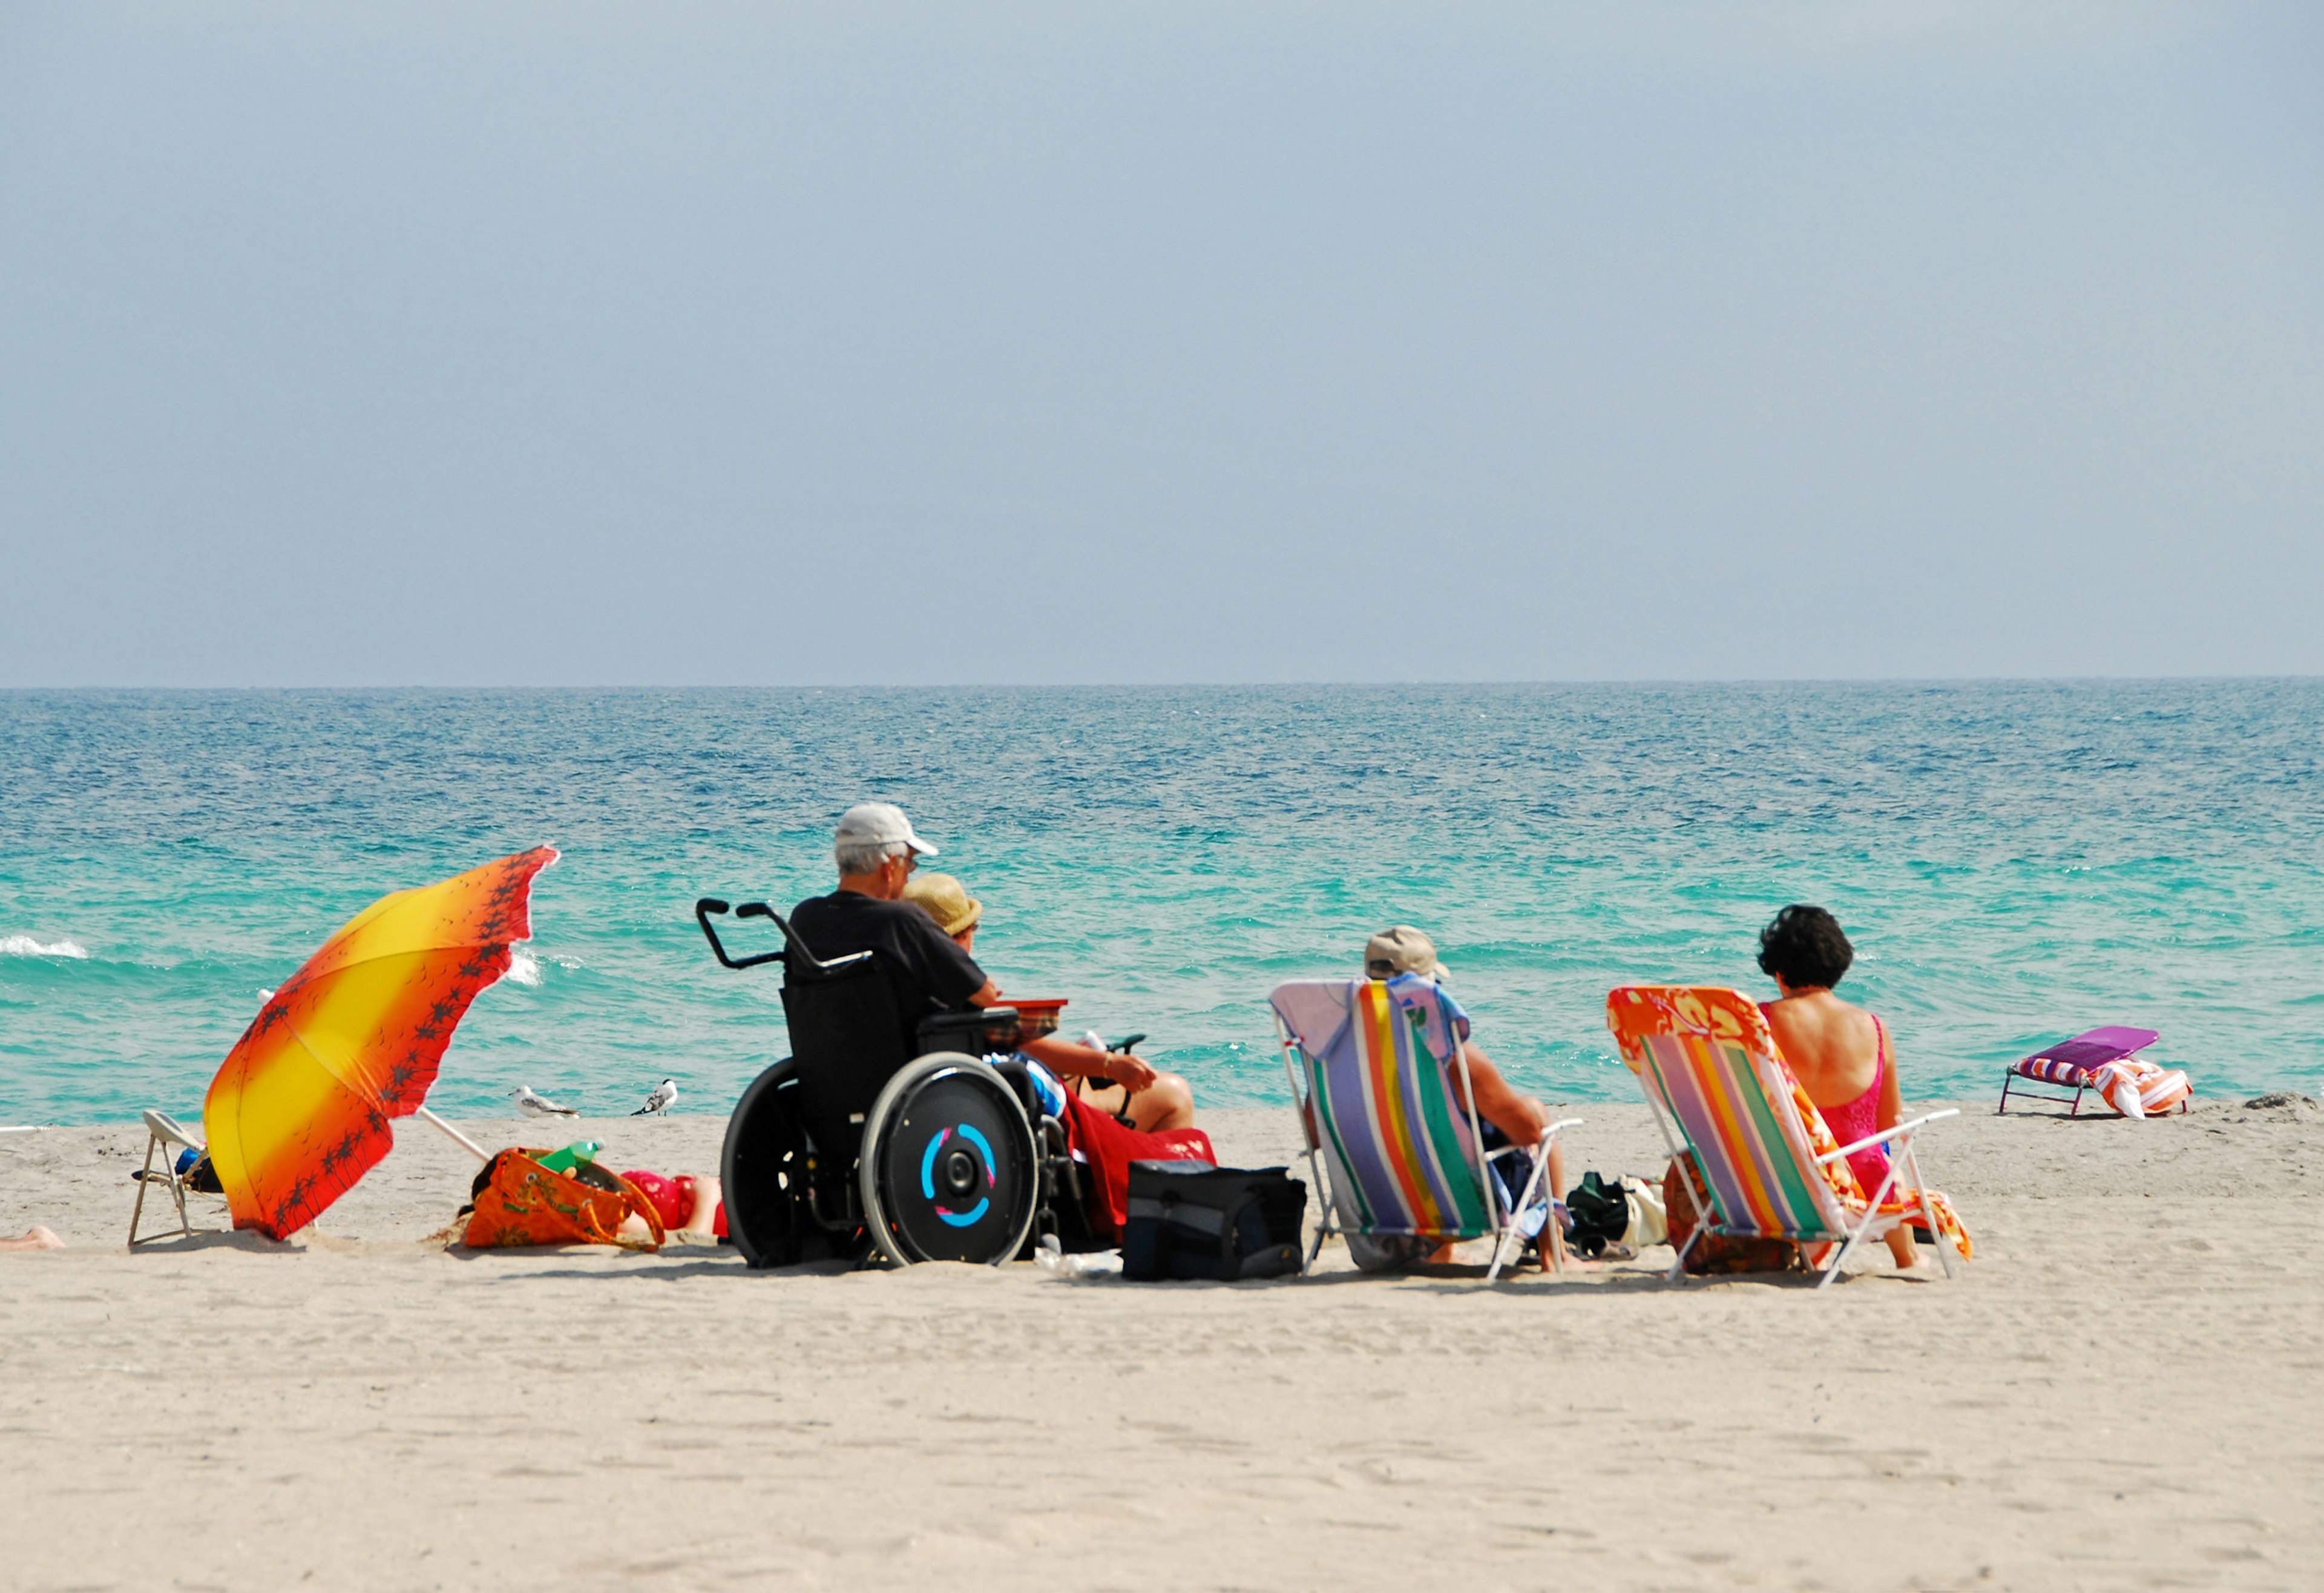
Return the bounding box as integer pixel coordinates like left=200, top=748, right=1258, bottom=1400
left=836, top=837, right=911, bottom=877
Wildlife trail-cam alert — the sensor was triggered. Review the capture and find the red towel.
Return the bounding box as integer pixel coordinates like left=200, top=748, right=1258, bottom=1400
left=1061, top=1093, right=1215, bottom=1238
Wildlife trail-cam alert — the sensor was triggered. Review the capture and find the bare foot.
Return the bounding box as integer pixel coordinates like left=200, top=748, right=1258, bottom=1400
left=2, top=1226, right=65, bottom=1252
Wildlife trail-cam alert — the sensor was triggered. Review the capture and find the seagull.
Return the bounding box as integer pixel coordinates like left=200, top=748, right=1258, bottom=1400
left=634, top=1079, right=678, bottom=1116
left=510, top=1085, right=579, bottom=1118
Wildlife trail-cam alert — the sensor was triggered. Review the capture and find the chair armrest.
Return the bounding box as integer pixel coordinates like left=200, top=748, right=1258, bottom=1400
left=1482, top=1118, right=1583, bottom=1161
left=1814, top=1108, right=1960, bottom=1167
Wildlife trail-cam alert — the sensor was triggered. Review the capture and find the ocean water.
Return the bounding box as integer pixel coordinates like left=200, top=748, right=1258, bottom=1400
left=2, top=683, right=2319, bottom=1127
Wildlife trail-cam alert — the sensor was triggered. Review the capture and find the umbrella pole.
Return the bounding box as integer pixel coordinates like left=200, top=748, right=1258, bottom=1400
left=413, top=1106, right=490, bottom=1162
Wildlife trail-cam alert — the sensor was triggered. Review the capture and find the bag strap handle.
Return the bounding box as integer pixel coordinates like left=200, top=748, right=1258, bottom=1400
left=603, top=1170, right=668, bottom=1249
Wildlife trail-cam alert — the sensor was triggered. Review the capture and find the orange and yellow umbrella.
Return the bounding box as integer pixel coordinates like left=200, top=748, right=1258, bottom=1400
left=203, top=847, right=557, bottom=1240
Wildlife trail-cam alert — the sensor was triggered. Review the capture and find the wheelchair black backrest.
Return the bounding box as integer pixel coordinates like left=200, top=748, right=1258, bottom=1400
left=778, top=955, right=920, bottom=1162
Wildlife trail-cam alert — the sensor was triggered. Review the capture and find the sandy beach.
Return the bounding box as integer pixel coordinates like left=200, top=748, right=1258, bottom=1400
left=2, top=1096, right=2318, bottom=1591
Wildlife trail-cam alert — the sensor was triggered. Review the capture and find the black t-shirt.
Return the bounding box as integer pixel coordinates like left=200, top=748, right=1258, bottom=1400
left=786, top=890, right=989, bottom=1018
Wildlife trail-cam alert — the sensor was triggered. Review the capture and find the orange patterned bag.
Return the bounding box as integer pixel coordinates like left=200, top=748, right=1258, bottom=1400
left=461, top=1148, right=666, bottom=1250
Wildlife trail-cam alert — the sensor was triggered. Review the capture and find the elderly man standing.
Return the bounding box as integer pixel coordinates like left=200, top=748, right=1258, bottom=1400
left=787, top=803, right=1003, bottom=1022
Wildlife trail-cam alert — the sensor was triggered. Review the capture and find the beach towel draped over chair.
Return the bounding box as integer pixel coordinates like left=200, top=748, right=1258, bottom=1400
left=1272, top=976, right=1579, bottom=1281
left=1604, top=985, right=1969, bottom=1287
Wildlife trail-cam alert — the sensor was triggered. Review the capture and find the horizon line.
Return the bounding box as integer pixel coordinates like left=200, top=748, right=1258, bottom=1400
left=2, top=673, right=2320, bottom=694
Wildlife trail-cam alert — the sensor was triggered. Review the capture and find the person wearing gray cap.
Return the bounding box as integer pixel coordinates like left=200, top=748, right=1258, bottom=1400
left=787, top=803, right=1003, bottom=1022
left=1362, top=925, right=1572, bottom=1270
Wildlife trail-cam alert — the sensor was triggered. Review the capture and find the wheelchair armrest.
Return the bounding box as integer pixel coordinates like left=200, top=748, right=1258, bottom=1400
left=915, top=1008, right=1023, bottom=1056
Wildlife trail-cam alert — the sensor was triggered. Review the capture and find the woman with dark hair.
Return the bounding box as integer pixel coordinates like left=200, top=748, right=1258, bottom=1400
left=1756, top=905, right=1918, bottom=1269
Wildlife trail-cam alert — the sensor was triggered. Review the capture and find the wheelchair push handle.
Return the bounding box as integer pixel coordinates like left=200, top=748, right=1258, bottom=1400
left=696, top=896, right=870, bottom=977
left=695, top=898, right=787, bottom=971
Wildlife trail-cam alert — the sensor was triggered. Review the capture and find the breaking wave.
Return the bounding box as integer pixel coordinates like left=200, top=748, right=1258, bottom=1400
left=1, top=934, right=88, bottom=959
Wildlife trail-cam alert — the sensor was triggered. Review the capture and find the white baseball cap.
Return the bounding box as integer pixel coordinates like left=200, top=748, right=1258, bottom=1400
left=834, top=802, right=939, bottom=857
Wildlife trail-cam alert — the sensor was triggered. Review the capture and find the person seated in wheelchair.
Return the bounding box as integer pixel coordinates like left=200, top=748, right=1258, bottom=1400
left=739, top=801, right=1203, bottom=1267
left=787, top=803, right=1002, bottom=1025
left=903, top=871, right=1196, bottom=1134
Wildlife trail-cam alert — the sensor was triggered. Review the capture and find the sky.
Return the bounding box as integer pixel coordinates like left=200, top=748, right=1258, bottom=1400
left=2, top=2, right=2319, bottom=687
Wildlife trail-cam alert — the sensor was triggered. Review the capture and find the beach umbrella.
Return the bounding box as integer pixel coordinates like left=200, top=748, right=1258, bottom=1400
left=202, top=847, right=558, bottom=1240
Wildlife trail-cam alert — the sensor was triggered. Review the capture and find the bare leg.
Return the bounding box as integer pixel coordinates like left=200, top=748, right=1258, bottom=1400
left=1080, top=1073, right=1196, bottom=1133
left=1886, top=1228, right=1919, bottom=1268
left=2, top=1226, right=65, bottom=1252
left=1530, top=1138, right=1571, bottom=1271
left=1128, top=1071, right=1195, bottom=1132
left=681, top=1176, right=723, bottom=1237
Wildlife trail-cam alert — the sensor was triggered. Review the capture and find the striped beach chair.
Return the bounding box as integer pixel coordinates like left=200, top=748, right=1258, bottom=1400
left=1604, top=985, right=1966, bottom=1289
left=1271, top=977, right=1580, bottom=1281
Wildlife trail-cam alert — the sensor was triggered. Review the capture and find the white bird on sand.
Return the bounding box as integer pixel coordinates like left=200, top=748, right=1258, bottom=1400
left=510, top=1085, right=579, bottom=1118
left=634, top=1079, right=678, bottom=1116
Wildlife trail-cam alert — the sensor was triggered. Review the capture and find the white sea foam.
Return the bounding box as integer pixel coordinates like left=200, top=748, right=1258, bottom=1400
left=1, top=935, right=88, bottom=959
left=506, top=948, right=543, bottom=987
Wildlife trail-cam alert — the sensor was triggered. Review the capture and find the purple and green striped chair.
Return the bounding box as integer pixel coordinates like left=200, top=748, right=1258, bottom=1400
left=1271, top=976, right=1580, bottom=1281
left=1605, top=984, right=1961, bottom=1289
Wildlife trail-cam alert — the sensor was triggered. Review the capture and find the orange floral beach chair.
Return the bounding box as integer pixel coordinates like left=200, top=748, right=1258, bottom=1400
left=1605, top=985, right=1970, bottom=1289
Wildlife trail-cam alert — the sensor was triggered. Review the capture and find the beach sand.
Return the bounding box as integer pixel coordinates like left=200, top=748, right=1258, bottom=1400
left=4, top=1096, right=2320, bottom=1591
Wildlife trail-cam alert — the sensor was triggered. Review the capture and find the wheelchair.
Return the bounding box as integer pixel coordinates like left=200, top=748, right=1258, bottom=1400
left=697, top=897, right=1111, bottom=1269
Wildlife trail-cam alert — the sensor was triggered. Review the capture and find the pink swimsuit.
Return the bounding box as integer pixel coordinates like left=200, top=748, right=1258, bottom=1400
left=1818, top=1014, right=1894, bottom=1199
left=1767, top=1006, right=1895, bottom=1199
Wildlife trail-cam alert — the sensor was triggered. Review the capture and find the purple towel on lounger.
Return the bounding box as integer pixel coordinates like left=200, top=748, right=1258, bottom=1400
left=2015, top=1026, right=2159, bottom=1082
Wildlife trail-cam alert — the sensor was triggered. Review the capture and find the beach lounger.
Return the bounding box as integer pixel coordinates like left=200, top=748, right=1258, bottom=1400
left=128, top=1109, right=212, bottom=1248
left=1271, top=977, right=1580, bottom=1282
left=1997, top=1026, right=2190, bottom=1118
left=1604, top=985, right=1967, bottom=1289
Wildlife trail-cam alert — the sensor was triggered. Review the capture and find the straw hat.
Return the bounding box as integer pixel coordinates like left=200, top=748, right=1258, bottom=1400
left=1365, top=925, right=1449, bottom=982
left=904, top=873, right=982, bottom=938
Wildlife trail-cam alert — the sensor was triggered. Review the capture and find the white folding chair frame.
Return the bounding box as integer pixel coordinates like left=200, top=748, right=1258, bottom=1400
left=128, top=1109, right=214, bottom=1249
left=1273, top=1002, right=1581, bottom=1283
left=1813, top=1111, right=1962, bottom=1286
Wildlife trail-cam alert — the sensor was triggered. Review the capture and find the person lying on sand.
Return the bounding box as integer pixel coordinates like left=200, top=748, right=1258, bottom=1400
left=1756, top=904, right=1918, bottom=1270
left=904, top=872, right=1195, bottom=1133
left=1354, top=926, right=1572, bottom=1271
left=616, top=1170, right=724, bottom=1243
left=2, top=1226, right=65, bottom=1251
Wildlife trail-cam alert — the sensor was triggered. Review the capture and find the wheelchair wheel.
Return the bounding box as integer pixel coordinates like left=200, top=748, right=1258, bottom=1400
left=720, top=1059, right=815, bottom=1269
left=859, top=1053, right=1039, bottom=1266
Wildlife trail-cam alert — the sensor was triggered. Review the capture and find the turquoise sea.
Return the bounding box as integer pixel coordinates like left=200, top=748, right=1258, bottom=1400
left=2, top=683, right=2318, bottom=1127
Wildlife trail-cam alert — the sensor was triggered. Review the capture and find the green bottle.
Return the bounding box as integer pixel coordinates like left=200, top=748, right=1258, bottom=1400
left=537, top=1140, right=602, bottom=1174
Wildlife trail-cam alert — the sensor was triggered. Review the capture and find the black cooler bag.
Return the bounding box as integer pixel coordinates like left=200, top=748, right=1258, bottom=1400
left=1121, top=1161, right=1307, bottom=1281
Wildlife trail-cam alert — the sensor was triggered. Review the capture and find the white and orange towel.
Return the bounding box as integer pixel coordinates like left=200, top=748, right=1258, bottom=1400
left=2086, top=1058, right=2192, bottom=1118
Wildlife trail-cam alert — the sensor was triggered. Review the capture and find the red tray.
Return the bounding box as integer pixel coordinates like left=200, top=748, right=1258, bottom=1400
left=1005, top=997, right=1067, bottom=1039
